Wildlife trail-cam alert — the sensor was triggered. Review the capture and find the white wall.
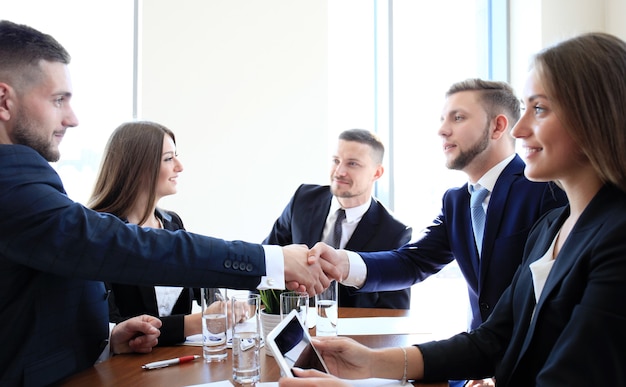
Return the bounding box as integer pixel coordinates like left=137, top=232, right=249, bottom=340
left=607, top=0, right=626, bottom=37
left=140, top=1, right=329, bottom=242
left=140, top=0, right=626, bottom=244
left=510, top=0, right=626, bottom=95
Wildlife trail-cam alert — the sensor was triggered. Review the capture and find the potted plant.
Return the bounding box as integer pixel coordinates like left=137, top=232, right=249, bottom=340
left=259, top=289, right=284, bottom=315
left=259, top=289, right=284, bottom=356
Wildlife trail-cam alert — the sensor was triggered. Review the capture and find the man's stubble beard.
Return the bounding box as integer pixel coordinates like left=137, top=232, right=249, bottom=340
left=12, top=109, right=60, bottom=162
left=447, top=123, right=490, bottom=171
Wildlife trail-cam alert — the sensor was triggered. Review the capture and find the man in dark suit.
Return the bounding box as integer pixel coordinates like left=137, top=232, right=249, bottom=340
left=0, top=21, right=330, bottom=387
left=264, top=129, right=412, bottom=309
left=313, top=80, right=567, bottom=386
left=315, top=79, right=567, bottom=328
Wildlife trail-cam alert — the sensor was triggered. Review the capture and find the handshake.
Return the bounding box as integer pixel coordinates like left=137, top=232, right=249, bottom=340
left=281, top=242, right=349, bottom=296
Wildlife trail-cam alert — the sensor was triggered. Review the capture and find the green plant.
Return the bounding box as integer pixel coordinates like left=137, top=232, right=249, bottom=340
left=259, top=289, right=285, bottom=314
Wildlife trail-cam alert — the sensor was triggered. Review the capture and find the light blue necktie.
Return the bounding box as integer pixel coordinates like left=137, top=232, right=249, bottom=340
left=470, top=186, right=489, bottom=256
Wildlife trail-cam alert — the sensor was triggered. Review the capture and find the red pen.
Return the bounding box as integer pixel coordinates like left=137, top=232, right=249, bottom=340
left=142, top=355, right=200, bottom=370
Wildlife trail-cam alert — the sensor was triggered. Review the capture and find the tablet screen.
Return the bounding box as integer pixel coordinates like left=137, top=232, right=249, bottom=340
left=267, top=310, right=329, bottom=376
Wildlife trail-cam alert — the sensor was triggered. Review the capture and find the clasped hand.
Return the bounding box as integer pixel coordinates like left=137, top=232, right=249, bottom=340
left=282, top=242, right=349, bottom=296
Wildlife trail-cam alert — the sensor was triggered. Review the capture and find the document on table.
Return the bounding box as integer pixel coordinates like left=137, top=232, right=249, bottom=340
left=182, top=333, right=264, bottom=348
left=186, top=378, right=405, bottom=386
left=337, top=316, right=431, bottom=336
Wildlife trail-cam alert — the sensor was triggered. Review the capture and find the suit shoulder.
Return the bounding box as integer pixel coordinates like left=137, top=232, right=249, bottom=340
left=292, top=184, right=332, bottom=202
left=371, top=197, right=411, bottom=229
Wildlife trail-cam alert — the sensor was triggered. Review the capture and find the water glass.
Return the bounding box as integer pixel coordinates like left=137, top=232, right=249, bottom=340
left=231, top=294, right=261, bottom=385
left=315, top=280, right=338, bottom=336
left=201, top=288, right=228, bottom=362
left=279, top=291, right=308, bottom=323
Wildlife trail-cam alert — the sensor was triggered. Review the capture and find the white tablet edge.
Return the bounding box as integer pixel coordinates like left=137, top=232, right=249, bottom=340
left=265, top=309, right=329, bottom=378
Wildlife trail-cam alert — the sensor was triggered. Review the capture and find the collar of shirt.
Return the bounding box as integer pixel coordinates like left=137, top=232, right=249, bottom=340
left=328, top=196, right=372, bottom=224
left=468, top=153, right=516, bottom=194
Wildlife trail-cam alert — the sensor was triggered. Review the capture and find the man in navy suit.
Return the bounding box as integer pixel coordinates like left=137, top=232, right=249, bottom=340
left=316, top=79, right=567, bottom=329
left=0, top=21, right=331, bottom=386
left=264, top=129, right=412, bottom=309
left=314, top=80, right=567, bottom=386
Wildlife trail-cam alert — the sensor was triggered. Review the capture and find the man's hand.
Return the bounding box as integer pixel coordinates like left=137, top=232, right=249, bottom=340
left=110, top=314, right=162, bottom=354
left=282, top=244, right=336, bottom=296
left=308, top=242, right=350, bottom=282
left=466, top=378, right=496, bottom=387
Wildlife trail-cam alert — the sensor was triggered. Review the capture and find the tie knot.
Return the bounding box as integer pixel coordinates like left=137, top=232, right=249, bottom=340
left=470, top=186, right=489, bottom=208
left=336, top=208, right=346, bottom=222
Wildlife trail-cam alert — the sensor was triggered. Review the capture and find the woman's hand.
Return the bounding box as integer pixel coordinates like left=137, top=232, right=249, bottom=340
left=308, top=336, right=375, bottom=379
left=279, top=369, right=350, bottom=386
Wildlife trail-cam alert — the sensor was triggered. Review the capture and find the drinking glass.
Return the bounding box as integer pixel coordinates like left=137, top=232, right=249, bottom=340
left=315, top=280, right=338, bottom=336
left=279, top=291, right=309, bottom=323
left=231, top=294, right=261, bottom=385
left=201, top=288, right=228, bottom=362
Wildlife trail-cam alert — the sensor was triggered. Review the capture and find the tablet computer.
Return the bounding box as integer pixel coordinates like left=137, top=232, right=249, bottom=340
left=266, top=309, right=330, bottom=377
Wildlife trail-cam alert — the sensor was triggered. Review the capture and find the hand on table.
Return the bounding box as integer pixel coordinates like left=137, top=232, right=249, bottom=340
left=111, top=314, right=162, bottom=354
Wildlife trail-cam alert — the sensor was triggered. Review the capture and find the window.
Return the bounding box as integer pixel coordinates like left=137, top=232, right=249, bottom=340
left=328, top=0, right=508, bottom=336
left=3, top=0, right=135, bottom=204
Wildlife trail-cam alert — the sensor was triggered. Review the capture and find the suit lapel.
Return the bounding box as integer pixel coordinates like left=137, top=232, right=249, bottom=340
left=139, top=286, right=160, bottom=315
left=514, top=185, right=615, bottom=369
left=531, top=186, right=612, bottom=319
left=345, top=198, right=377, bottom=250
left=506, top=206, right=566, bottom=375
left=478, top=156, right=525, bottom=287
left=303, top=190, right=333, bottom=246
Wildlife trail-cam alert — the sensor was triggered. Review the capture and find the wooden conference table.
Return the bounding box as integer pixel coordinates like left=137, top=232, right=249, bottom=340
left=62, top=308, right=447, bottom=386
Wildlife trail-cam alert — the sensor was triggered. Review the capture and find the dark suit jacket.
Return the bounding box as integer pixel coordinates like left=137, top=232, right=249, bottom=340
left=359, top=155, right=568, bottom=328
left=264, top=184, right=412, bottom=308
left=0, top=145, right=266, bottom=386
left=418, top=184, right=626, bottom=385
left=106, top=209, right=202, bottom=346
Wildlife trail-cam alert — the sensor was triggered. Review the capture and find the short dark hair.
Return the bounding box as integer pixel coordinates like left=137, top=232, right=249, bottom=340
left=446, top=78, right=521, bottom=127
left=338, top=129, right=385, bottom=164
left=0, top=20, right=70, bottom=91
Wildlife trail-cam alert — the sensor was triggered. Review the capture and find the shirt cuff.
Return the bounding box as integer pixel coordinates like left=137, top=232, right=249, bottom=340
left=342, top=251, right=367, bottom=288
left=258, top=245, right=285, bottom=290
left=95, top=323, right=116, bottom=364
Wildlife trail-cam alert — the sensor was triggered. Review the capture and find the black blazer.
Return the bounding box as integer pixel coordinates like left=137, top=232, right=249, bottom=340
left=418, top=184, right=626, bottom=385
left=264, top=184, right=412, bottom=308
left=0, top=145, right=267, bottom=386
left=106, top=209, right=202, bottom=346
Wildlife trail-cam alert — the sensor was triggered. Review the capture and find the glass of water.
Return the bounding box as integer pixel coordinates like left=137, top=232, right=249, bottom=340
left=315, top=280, right=338, bottom=336
left=279, top=291, right=309, bottom=322
left=201, top=288, right=228, bottom=362
left=231, top=294, right=261, bottom=385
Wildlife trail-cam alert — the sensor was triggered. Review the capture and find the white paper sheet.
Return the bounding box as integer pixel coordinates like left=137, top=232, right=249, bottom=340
left=186, top=378, right=404, bottom=387
left=337, top=317, right=431, bottom=335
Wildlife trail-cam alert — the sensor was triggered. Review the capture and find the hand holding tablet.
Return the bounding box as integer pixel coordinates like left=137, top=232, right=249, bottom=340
left=266, top=309, right=330, bottom=377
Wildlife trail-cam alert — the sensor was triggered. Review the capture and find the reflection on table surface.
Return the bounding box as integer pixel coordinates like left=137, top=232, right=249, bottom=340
left=61, top=308, right=447, bottom=387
